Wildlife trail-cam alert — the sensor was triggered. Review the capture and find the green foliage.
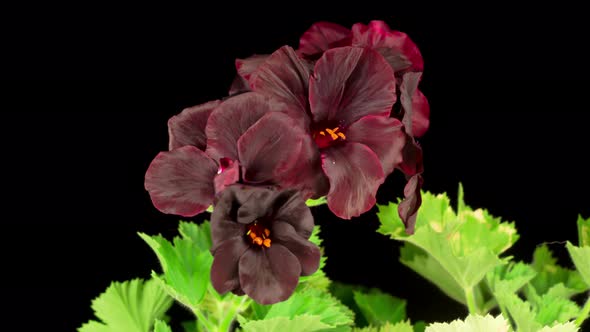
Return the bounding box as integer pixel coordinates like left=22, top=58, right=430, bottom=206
left=299, top=226, right=331, bottom=291
left=566, top=242, right=590, bottom=288
left=528, top=245, right=587, bottom=299
left=239, top=315, right=332, bottom=332
left=153, top=320, right=172, bottom=332
left=352, top=321, right=414, bottom=332
left=576, top=215, right=590, bottom=247
left=353, top=289, right=406, bottom=326
left=424, top=315, right=510, bottom=332
left=78, top=279, right=173, bottom=332
left=306, top=196, right=328, bottom=207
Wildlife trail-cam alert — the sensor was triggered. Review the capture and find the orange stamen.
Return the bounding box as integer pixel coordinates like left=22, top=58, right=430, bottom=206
left=249, top=232, right=257, bottom=240
left=253, top=237, right=263, bottom=245
left=337, top=132, right=346, bottom=139
left=263, top=238, right=271, bottom=248
left=319, top=131, right=325, bottom=136
left=264, top=228, right=270, bottom=237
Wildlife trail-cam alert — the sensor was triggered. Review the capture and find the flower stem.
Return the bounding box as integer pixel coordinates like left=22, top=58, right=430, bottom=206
left=575, top=293, right=590, bottom=327
left=193, top=307, right=216, bottom=332
left=464, top=287, right=479, bottom=315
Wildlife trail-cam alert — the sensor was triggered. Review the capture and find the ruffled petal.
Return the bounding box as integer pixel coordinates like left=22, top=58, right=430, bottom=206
left=411, top=89, right=430, bottom=138
left=229, top=54, right=270, bottom=95
left=399, top=72, right=428, bottom=137
left=398, top=134, right=424, bottom=176
left=238, top=244, right=301, bottom=304
left=210, top=238, right=250, bottom=294
left=346, top=115, right=406, bottom=176
left=298, top=22, right=351, bottom=58
left=144, top=146, right=217, bottom=217
left=168, top=100, right=221, bottom=151
left=351, top=20, right=424, bottom=73
left=213, top=158, right=240, bottom=194
left=252, top=46, right=312, bottom=120
left=322, top=142, right=385, bottom=219
left=309, top=46, right=396, bottom=125
left=273, top=190, right=315, bottom=239
left=273, top=221, right=320, bottom=276
left=398, top=174, right=423, bottom=234
left=211, top=185, right=256, bottom=248
left=206, top=92, right=287, bottom=162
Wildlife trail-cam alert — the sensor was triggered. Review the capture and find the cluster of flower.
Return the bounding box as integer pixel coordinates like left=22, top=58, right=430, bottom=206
left=144, top=20, right=429, bottom=305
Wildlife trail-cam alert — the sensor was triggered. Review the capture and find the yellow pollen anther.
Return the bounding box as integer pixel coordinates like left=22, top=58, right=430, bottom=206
left=249, top=232, right=257, bottom=240
left=263, top=238, right=271, bottom=248
left=324, top=127, right=345, bottom=141
left=337, top=132, right=346, bottom=139
left=319, top=131, right=325, bottom=136
left=264, top=228, right=270, bottom=237
left=253, top=237, right=263, bottom=245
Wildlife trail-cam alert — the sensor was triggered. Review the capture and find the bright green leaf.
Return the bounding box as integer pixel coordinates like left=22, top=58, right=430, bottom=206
left=240, top=315, right=331, bottom=332
left=537, top=322, right=579, bottom=332
left=178, top=221, right=212, bottom=251
left=494, top=287, right=540, bottom=332
left=307, top=197, right=328, bottom=207
left=353, top=321, right=414, bottom=332
left=535, top=287, right=580, bottom=325
left=487, top=261, right=537, bottom=294
left=529, top=245, right=588, bottom=298
left=566, top=241, right=590, bottom=288
left=78, top=279, right=173, bottom=332
left=577, top=215, right=590, bottom=247
left=353, top=289, right=406, bottom=326
left=330, top=282, right=370, bottom=327
left=154, top=320, right=172, bottom=332
left=424, top=314, right=510, bottom=332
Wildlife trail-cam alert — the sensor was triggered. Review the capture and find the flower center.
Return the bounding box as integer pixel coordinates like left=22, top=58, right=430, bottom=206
left=246, top=221, right=271, bottom=248
left=312, top=127, right=347, bottom=149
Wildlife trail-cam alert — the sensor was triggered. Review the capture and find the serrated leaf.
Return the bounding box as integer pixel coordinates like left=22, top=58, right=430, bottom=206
left=566, top=241, right=590, bottom=288
left=529, top=245, right=588, bottom=298
left=487, top=261, right=537, bottom=294
left=330, top=282, right=370, bottom=327
left=535, top=287, right=580, bottom=325
left=424, top=314, right=510, bottom=332
left=78, top=279, right=173, bottom=332
left=537, top=322, right=579, bottom=332
left=240, top=315, right=331, bottom=332
left=353, top=321, right=414, bottom=332
left=495, top=288, right=540, bottom=332
left=139, top=231, right=213, bottom=308
left=307, top=197, right=328, bottom=207
left=353, top=289, right=406, bottom=326
left=259, top=288, right=354, bottom=327
left=178, top=221, right=212, bottom=251
left=154, top=320, right=172, bottom=332
left=577, top=215, right=590, bottom=247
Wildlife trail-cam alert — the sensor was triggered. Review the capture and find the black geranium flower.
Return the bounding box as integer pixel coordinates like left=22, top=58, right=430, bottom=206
left=209, top=185, right=320, bottom=304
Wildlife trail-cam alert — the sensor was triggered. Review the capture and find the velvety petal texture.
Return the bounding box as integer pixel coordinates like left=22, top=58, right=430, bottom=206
left=210, top=185, right=320, bottom=304
left=298, top=22, right=351, bottom=57
left=168, top=100, right=221, bottom=151
left=144, top=145, right=217, bottom=217
left=398, top=174, right=423, bottom=234
left=322, top=143, right=385, bottom=219
left=309, top=46, right=397, bottom=125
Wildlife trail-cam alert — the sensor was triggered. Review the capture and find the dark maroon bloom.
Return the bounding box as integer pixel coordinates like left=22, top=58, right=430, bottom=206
left=210, top=185, right=320, bottom=304
left=145, top=92, right=326, bottom=217
left=298, top=20, right=430, bottom=138
left=251, top=45, right=406, bottom=219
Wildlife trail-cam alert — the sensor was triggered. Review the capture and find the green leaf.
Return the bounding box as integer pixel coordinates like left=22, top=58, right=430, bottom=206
left=412, top=321, right=426, bottom=332
left=206, top=205, right=214, bottom=213
left=424, top=314, right=510, bottom=332
left=486, top=261, right=537, bottom=294
left=566, top=241, right=590, bottom=288
left=240, top=315, right=331, bottom=332
left=154, top=320, right=172, bottom=332
left=78, top=279, right=173, bottom=332
left=529, top=245, right=588, bottom=298
left=330, top=282, right=370, bottom=327
left=306, top=197, right=328, bottom=207
left=299, top=226, right=331, bottom=291
left=353, top=321, right=414, bottom=332
left=178, top=221, right=212, bottom=251
left=537, top=322, right=579, bottom=332
left=577, top=215, right=590, bottom=247
left=494, top=285, right=539, bottom=332
left=535, top=286, right=580, bottom=325
left=353, top=289, right=406, bottom=326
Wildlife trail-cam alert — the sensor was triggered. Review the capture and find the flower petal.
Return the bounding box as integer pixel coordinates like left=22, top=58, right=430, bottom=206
left=411, top=89, right=430, bottom=138
left=398, top=174, right=423, bottom=234
left=237, top=112, right=305, bottom=185
left=168, top=100, right=221, bottom=151
left=229, top=54, right=270, bottom=95
left=210, top=238, right=250, bottom=294
left=211, top=185, right=253, bottom=248
left=298, top=22, right=351, bottom=58
left=322, top=142, right=385, bottom=219
left=309, top=47, right=396, bottom=125
left=273, top=221, right=320, bottom=276
left=398, top=134, right=424, bottom=176
left=273, top=190, right=315, bottom=239
left=144, top=146, right=217, bottom=217
left=351, top=20, right=424, bottom=73
left=206, top=92, right=286, bottom=162
left=239, top=244, right=301, bottom=304
left=252, top=46, right=312, bottom=119
left=213, top=158, right=240, bottom=194
left=399, top=72, right=427, bottom=137
left=346, top=115, right=406, bottom=176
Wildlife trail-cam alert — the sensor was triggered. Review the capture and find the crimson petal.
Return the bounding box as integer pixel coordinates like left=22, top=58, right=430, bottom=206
left=322, top=142, right=385, bottom=219
left=273, top=190, right=315, bottom=238
left=210, top=238, right=250, bottom=294
left=168, top=100, right=221, bottom=151
left=229, top=54, right=270, bottom=95
left=273, top=221, right=320, bottom=276
left=398, top=134, right=424, bottom=176
left=239, top=244, right=301, bottom=304
left=346, top=115, right=406, bottom=176
left=411, top=89, right=430, bottom=138
left=309, top=46, right=396, bottom=126
left=298, top=22, right=351, bottom=57
left=398, top=174, right=423, bottom=234
left=351, top=20, right=424, bottom=73
left=206, top=92, right=286, bottom=162
left=399, top=72, right=426, bottom=137
left=145, top=146, right=217, bottom=217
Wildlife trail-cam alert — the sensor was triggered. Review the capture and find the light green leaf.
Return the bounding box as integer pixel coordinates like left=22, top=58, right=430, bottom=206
left=424, top=314, right=510, bottom=332
left=537, top=322, right=579, bottom=332
left=240, top=315, right=331, bottom=332
left=353, top=289, right=406, bottom=326
left=307, top=197, right=328, bottom=207
left=494, top=287, right=540, bottom=332
left=566, top=241, right=590, bottom=288
left=139, top=223, right=214, bottom=309
left=154, top=320, right=172, bottom=332
left=535, top=287, right=580, bottom=325
left=330, top=282, right=370, bottom=327
left=487, top=261, right=537, bottom=294
left=353, top=321, right=414, bottom=332
left=529, top=245, right=588, bottom=298
left=78, top=279, right=173, bottom=332
left=577, top=215, right=590, bottom=247
left=206, top=205, right=214, bottom=213
left=178, top=221, right=212, bottom=251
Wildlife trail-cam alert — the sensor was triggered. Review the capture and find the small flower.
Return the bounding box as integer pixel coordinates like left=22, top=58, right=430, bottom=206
left=210, top=185, right=320, bottom=304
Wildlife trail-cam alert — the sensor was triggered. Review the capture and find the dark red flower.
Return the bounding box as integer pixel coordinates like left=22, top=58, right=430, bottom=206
left=145, top=92, right=326, bottom=217
left=210, top=185, right=320, bottom=304
left=251, top=45, right=406, bottom=219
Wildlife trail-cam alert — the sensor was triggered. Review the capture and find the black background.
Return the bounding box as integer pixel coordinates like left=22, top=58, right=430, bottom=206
left=3, top=3, right=590, bottom=331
